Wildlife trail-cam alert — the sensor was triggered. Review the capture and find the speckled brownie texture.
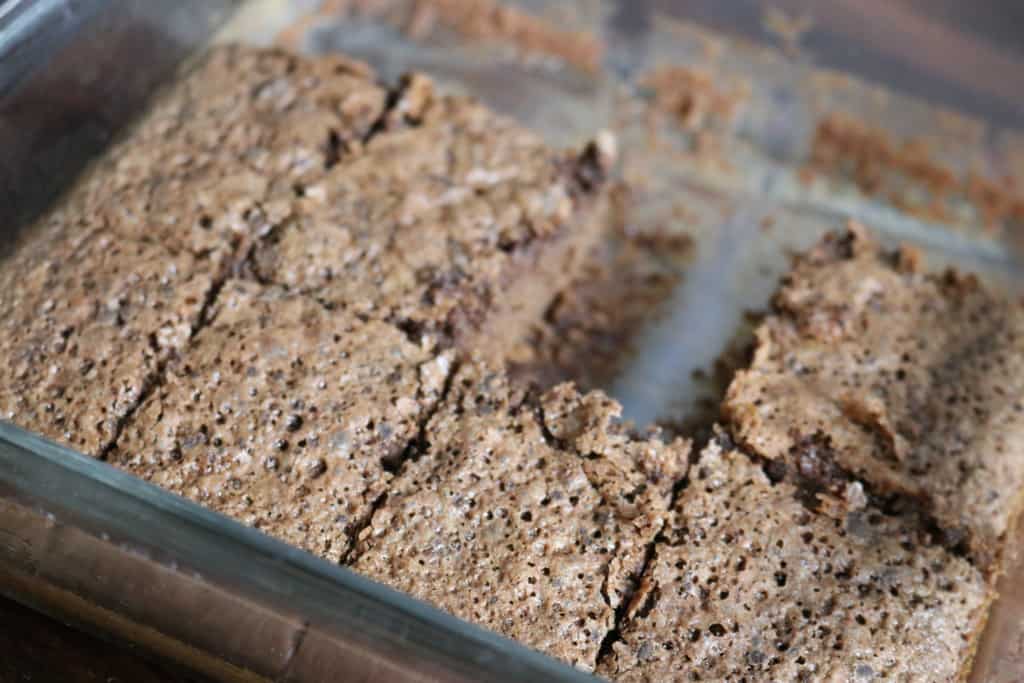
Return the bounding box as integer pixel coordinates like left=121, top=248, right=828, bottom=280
left=250, top=75, right=611, bottom=357
left=0, top=45, right=390, bottom=453
left=598, top=439, right=992, bottom=682
left=351, top=362, right=688, bottom=669
left=540, top=381, right=688, bottom=616
left=0, top=229, right=213, bottom=455
left=67, top=45, right=389, bottom=264
left=108, top=280, right=453, bottom=561
left=723, top=225, right=1024, bottom=573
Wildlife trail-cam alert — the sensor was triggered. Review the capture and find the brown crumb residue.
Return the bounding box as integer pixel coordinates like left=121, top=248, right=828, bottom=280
left=282, top=0, right=604, bottom=74
left=510, top=185, right=692, bottom=394
left=640, top=66, right=748, bottom=133
left=638, top=65, right=748, bottom=171
left=403, top=0, right=604, bottom=73
left=807, top=112, right=1024, bottom=234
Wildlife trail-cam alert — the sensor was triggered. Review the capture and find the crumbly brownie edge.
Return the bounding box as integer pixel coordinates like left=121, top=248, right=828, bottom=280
left=349, top=362, right=689, bottom=669
left=721, top=224, right=1024, bottom=577
left=94, top=47, right=443, bottom=459
left=109, top=279, right=460, bottom=561
left=598, top=434, right=993, bottom=682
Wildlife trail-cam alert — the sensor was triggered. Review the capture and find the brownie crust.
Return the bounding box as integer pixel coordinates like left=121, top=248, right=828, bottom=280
left=2, top=42, right=1006, bottom=682
left=250, top=76, right=613, bottom=362
left=724, top=224, right=1024, bottom=573
left=0, top=230, right=213, bottom=455
left=0, top=46, right=392, bottom=455
left=352, top=362, right=688, bottom=669
left=109, top=280, right=453, bottom=561
left=599, top=438, right=992, bottom=682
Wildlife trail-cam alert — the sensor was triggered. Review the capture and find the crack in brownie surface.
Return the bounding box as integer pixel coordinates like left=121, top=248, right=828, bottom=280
left=0, top=229, right=213, bottom=455
left=0, top=46, right=390, bottom=455
left=78, top=46, right=389, bottom=263
left=599, top=437, right=991, bottom=682
left=351, top=361, right=688, bottom=669
left=110, top=280, right=453, bottom=561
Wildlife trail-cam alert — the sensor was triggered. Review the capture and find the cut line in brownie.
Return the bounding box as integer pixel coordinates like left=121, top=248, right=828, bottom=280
left=0, top=228, right=214, bottom=455
left=0, top=46, right=394, bottom=456
left=4, top=40, right=613, bottom=553
left=108, top=280, right=453, bottom=562
left=723, top=224, right=1024, bottom=575
left=598, top=437, right=992, bottom=682
left=249, top=71, right=614, bottom=363
left=351, top=361, right=689, bottom=670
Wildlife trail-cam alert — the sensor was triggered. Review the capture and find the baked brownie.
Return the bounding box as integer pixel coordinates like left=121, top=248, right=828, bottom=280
left=109, top=280, right=453, bottom=561
left=6, top=40, right=609, bottom=533
left=351, top=362, right=688, bottom=669
left=72, top=46, right=388, bottom=263
left=599, top=438, right=991, bottom=682
left=0, top=228, right=213, bottom=455
left=0, top=46, right=390, bottom=454
left=250, top=75, right=613, bottom=362
left=723, top=224, right=1024, bottom=573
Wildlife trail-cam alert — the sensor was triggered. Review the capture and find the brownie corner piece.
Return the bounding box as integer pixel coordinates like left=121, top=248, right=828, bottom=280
left=0, top=229, right=214, bottom=455
left=249, top=77, right=614, bottom=363
left=79, top=43, right=390, bottom=261
left=599, top=437, right=992, bottom=682
left=723, top=224, right=1024, bottom=574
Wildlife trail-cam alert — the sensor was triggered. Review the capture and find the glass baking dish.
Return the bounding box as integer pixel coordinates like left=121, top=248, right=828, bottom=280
left=2, top=1, right=1023, bottom=680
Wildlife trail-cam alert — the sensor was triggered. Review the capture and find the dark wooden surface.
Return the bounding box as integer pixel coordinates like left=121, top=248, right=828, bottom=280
left=0, top=596, right=206, bottom=683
